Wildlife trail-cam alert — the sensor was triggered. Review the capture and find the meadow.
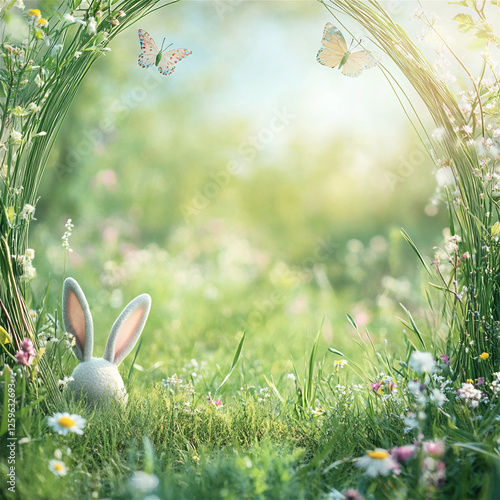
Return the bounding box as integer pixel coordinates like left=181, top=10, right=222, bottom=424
left=1, top=0, right=499, bottom=499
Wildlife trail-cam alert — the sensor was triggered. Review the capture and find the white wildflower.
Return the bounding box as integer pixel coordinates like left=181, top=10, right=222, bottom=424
left=47, top=412, right=86, bottom=436
left=435, top=166, right=455, bottom=187
left=457, top=383, right=483, bottom=408
left=410, top=351, right=436, bottom=374
left=62, top=218, right=74, bottom=251
left=432, top=128, right=445, bottom=141
left=10, top=130, right=23, bottom=144
left=356, top=449, right=399, bottom=477
left=87, top=17, right=97, bottom=35
left=20, top=204, right=35, bottom=220
left=57, top=376, right=74, bottom=391
left=128, top=471, right=159, bottom=494
left=429, top=388, right=447, bottom=407
left=27, top=102, right=41, bottom=114
left=49, top=459, right=67, bottom=476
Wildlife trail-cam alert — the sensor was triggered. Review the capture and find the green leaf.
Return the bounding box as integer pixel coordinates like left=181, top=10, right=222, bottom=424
left=453, top=13, right=475, bottom=26
left=328, top=347, right=345, bottom=357
left=401, top=228, right=432, bottom=276
left=214, top=331, right=246, bottom=395
left=400, top=304, right=426, bottom=350
left=127, top=337, right=143, bottom=384
left=306, top=327, right=321, bottom=404
left=264, top=375, right=285, bottom=403
left=346, top=313, right=358, bottom=330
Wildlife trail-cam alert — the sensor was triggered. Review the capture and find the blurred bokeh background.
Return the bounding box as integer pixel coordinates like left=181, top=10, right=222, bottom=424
left=27, top=0, right=455, bottom=384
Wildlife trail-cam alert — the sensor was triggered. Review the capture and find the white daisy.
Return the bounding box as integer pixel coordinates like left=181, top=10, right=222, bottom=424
left=47, top=412, right=86, bottom=436
left=49, top=459, right=67, bottom=476
left=356, top=449, right=399, bottom=477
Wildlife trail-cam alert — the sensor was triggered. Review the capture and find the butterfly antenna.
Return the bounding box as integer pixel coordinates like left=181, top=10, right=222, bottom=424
left=159, top=38, right=166, bottom=52
left=352, top=38, right=363, bottom=50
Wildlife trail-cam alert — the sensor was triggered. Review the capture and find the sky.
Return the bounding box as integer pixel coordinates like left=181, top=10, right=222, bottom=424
left=104, top=0, right=499, bottom=170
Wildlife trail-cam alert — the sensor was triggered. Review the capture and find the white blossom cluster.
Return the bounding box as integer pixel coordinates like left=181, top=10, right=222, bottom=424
left=457, top=383, right=484, bottom=408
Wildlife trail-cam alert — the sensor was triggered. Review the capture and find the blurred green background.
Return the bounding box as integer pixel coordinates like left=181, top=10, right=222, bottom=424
left=28, top=0, right=449, bottom=385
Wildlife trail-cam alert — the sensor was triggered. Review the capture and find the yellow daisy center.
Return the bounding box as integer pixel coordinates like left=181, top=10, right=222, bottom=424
left=367, top=450, right=389, bottom=460
left=54, top=463, right=64, bottom=472
left=58, top=416, right=75, bottom=428
left=36, top=18, right=48, bottom=27
left=480, top=352, right=489, bottom=360
left=28, top=9, right=41, bottom=18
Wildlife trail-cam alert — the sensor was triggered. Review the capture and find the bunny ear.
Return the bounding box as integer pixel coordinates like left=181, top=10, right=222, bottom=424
left=62, top=278, right=94, bottom=362
left=103, top=294, right=151, bottom=366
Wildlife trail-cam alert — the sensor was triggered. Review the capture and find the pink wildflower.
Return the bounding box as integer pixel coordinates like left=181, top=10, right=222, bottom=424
left=343, top=489, right=365, bottom=500
left=439, top=354, right=450, bottom=366
left=423, top=440, right=445, bottom=457
left=20, top=338, right=36, bottom=356
left=391, top=444, right=416, bottom=462
left=16, top=338, right=36, bottom=366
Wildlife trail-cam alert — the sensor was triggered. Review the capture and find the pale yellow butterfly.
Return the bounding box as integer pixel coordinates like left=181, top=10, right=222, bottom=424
left=317, top=23, right=378, bottom=78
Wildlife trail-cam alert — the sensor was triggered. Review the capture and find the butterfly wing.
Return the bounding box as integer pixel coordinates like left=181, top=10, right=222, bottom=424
left=316, top=23, right=348, bottom=68
left=341, top=50, right=378, bottom=77
left=157, top=48, right=192, bottom=76
left=138, top=29, right=159, bottom=69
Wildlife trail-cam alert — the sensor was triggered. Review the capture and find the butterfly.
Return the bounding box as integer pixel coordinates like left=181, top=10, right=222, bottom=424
left=138, top=29, right=192, bottom=76
left=316, top=23, right=378, bottom=78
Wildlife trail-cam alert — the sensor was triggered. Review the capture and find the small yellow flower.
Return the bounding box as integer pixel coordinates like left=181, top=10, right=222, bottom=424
left=193, top=455, right=200, bottom=462
left=480, top=352, right=489, bottom=361
left=466, top=379, right=474, bottom=384
left=28, top=8, right=41, bottom=18
left=36, top=18, right=48, bottom=28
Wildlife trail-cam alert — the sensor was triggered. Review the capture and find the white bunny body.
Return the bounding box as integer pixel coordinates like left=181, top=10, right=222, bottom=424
left=68, top=358, right=127, bottom=403
left=62, top=277, right=151, bottom=406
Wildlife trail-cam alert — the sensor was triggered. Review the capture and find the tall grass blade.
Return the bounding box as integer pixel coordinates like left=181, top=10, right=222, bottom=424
left=215, top=330, right=246, bottom=395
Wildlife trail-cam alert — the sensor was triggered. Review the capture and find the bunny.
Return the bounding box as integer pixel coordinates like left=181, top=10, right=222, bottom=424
left=62, top=277, right=151, bottom=405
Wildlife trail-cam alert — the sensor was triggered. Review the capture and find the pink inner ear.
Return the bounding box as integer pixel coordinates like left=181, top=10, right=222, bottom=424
left=114, top=306, right=145, bottom=362
left=67, top=290, right=86, bottom=353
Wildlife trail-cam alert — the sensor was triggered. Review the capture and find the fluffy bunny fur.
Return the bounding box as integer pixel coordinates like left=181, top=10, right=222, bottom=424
left=62, top=277, right=151, bottom=405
